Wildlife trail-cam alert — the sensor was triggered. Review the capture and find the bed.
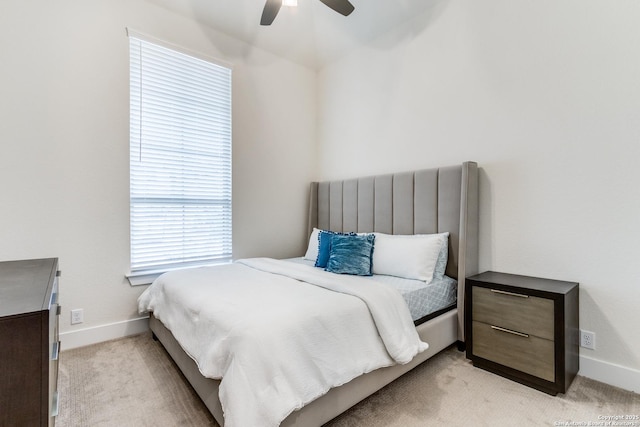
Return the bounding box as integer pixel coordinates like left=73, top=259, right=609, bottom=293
left=139, top=161, right=479, bottom=427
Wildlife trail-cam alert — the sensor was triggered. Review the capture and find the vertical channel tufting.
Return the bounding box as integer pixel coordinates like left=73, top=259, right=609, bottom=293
left=308, top=182, right=319, bottom=234
left=438, top=166, right=462, bottom=278
left=374, top=175, right=393, bottom=233
left=414, top=169, right=439, bottom=234
left=343, top=179, right=358, bottom=233
left=329, top=181, right=343, bottom=232
left=357, top=177, right=375, bottom=233
left=392, top=172, right=415, bottom=235
left=317, top=182, right=330, bottom=231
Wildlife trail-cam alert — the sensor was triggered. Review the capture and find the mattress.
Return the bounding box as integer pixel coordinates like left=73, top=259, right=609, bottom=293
left=285, top=258, right=457, bottom=322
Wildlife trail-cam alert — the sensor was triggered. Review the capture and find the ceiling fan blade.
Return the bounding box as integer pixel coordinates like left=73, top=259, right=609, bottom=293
left=261, top=0, right=283, bottom=26
left=317, top=0, right=355, bottom=16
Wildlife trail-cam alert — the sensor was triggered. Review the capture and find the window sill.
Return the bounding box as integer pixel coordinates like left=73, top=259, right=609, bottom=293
left=126, top=272, right=162, bottom=287
left=126, top=260, right=233, bottom=286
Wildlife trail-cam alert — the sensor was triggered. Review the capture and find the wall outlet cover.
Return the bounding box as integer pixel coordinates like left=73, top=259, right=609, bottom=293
left=71, top=309, right=84, bottom=325
left=580, top=329, right=596, bottom=350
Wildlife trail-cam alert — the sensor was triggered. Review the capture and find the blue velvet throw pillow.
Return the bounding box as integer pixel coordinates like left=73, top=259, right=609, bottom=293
left=326, top=233, right=375, bottom=276
left=314, top=230, right=333, bottom=268
left=315, top=230, right=356, bottom=268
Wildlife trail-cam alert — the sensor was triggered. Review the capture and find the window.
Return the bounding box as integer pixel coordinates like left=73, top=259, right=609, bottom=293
left=128, top=32, right=232, bottom=284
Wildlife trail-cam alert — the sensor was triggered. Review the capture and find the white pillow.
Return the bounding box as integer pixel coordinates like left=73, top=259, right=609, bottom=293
left=303, top=228, right=321, bottom=260
left=372, top=232, right=449, bottom=283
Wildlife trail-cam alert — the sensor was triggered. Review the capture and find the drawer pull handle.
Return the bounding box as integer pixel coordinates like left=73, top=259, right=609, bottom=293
left=52, top=341, right=60, bottom=361
left=490, top=289, right=529, bottom=298
left=491, top=325, right=529, bottom=338
left=51, top=391, right=59, bottom=417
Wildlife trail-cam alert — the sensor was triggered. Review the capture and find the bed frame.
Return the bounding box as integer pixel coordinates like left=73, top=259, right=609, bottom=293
left=149, top=161, right=479, bottom=426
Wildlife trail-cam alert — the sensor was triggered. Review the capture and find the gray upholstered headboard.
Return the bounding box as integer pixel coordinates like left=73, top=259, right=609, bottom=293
left=307, top=161, right=479, bottom=341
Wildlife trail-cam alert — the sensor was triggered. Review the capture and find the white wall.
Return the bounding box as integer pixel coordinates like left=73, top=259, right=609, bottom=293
left=0, top=0, right=316, bottom=343
left=318, top=0, right=640, bottom=390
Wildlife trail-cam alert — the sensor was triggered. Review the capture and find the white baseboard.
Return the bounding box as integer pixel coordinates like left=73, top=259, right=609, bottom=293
left=59, top=317, right=150, bottom=350
left=579, top=354, right=640, bottom=394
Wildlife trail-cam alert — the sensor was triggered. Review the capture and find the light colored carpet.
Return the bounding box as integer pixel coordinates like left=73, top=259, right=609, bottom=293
left=57, top=333, right=640, bottom=427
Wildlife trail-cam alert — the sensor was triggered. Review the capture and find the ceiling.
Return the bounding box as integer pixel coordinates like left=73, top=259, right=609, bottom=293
left=147, top=0, right=445, bottom=69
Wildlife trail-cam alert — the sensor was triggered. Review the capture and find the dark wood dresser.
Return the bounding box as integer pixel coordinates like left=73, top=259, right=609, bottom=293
left=0, top=258, right=60, bottom=426
left=465, top=271, right=579, bottom=395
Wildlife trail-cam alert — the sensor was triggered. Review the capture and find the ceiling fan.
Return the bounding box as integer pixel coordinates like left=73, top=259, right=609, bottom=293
left=260, top=0, right=355, bottom=26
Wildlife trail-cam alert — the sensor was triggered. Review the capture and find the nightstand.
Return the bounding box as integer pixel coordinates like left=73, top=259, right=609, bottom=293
left=465, top=271, right=579, bottom=395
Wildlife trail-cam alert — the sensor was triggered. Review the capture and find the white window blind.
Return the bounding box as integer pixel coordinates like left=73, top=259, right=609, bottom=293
left=129, top=34, right=232, bottom=275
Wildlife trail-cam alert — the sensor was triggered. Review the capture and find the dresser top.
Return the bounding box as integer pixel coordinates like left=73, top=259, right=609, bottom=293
left=0, top=258, right=58, bottom=317
left=467, top=271, right=578, bottom=295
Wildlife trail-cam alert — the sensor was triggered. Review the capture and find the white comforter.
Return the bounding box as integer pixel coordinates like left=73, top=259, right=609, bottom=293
left=137, top=258, right=428, bottom=427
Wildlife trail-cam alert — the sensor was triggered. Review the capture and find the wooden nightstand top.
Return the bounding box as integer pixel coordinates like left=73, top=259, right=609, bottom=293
left=467, top=271, right=578, bottom=296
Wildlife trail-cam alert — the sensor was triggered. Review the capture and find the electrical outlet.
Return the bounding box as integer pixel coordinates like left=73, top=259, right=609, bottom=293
left=71, top=309, right=84, bottom=325
left=580, top=329, right=596, bottom=350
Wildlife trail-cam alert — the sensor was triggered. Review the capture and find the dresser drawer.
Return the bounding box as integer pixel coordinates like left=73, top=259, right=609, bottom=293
left=472, top=286, right=554, bottom=340
left=472, top=321, right=555, bottom=382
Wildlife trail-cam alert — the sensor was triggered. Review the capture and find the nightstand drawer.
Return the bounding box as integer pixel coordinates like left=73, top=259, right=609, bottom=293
left=472, top=321, right=555, bottom=382
left=472, top=286, right=554, bottom=340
